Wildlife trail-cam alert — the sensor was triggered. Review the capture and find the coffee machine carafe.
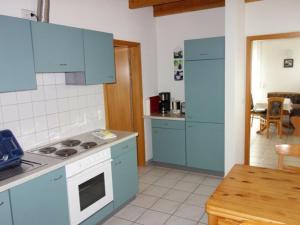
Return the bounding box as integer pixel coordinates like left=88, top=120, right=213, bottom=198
left=159, top=92, right=171, bottom=114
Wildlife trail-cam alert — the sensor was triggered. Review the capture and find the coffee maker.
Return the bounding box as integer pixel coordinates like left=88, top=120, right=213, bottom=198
left=159, top=92, right=171, bottom=114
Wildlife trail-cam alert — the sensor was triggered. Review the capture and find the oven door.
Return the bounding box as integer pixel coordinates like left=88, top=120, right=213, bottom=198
left=67, top=159, right=113, bottom=225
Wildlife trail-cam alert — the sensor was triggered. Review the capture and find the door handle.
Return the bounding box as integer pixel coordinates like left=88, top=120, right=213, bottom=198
left=53, top=175, right=63, bottom=181
left=122, top=145, right=129, bottom=150
left=59, top=63, right=67, bottom=66
left=0, top=201, right=4, bottom=206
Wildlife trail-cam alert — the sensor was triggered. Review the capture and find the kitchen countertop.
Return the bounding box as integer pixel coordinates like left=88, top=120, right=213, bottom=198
left=0, top=130, right=138, bottom=192
left=144, top=112, right=185, bottom=121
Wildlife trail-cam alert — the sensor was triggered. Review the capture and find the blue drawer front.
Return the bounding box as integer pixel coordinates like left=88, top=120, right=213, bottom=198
left=152, top=119, right=185, bottom=130
left=0, top=190, right=13, bottom=225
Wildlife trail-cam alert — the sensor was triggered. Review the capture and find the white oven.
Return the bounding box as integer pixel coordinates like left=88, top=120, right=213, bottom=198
left=65, top=148, right=113, bottom=225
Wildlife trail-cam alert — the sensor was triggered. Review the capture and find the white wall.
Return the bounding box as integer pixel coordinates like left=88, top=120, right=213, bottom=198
left=224, top=0, right=246, bottom=174
left=245, top=0, right=300, bottom=35
left=252, top=38, right=300, bottom=103
left=155, top=8, right=225, bottom=101
left=0, top=0, right=157, bottom=160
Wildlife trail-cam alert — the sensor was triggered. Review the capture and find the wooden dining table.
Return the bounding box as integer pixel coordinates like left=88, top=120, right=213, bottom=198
left=206, top=164, right=300, bottom=225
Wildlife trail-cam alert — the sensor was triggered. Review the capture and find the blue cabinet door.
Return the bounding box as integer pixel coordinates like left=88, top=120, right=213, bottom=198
left=184, top=37, right=225, bottom=60
left=112, top=144, right=138, bottom=209
left=0, top=190, right=13, bottom=225
left=83, top=30, right=115, bottom=84
left=0, top=15, right=36, bottom=92
left=31, top=21, right=84, bottom=72
left=186, top=122, right=224, bottom=173
left=185, top=59, right=224, bottom=123
left=10, top=168, right=70, bottom=225
left=152, top=126, right=186, bottom=166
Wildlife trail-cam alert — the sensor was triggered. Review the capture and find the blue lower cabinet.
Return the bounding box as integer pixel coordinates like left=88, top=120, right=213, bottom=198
left=186, top=122, right=224, bottom=173
left=0, top=190, right=13, bottom=225
left=10, top=168, right=70, bottom=225
left=112, top=140, right=138, bottom=209
left=79, top=202, right=113, bottom=225
left=152, top=127, right=186, bottom=166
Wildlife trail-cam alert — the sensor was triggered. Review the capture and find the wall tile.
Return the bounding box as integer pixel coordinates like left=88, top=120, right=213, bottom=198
left=46, top=100, right=58, bottom=115
left=17, top=91, right=32, bottom=103
left=1, top=92, right=17, bottom=105
left=34, top=116, right=48, bottom=132
left=3, top=121, right=21, bottom=137
left=44, top=85, right=57, bottom=100
left=33, top=101, right=46, bottom=117
left=31, top=87, right=45, bottom=102
left=47, top=114, right=59, bottom=129
left=0, top=73, right=104, bottom=151
left=18, top=103, right=33, bottom=119
left=20, top=118, right=35, bottom=135
left=2, top=105, right=19, bottom=122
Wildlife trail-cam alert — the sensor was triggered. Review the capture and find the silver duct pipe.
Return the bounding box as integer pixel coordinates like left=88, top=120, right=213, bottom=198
left=37, top=0, right=50, bottom=22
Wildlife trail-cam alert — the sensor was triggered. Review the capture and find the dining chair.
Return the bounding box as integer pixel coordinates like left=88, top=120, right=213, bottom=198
left=250, top=95, right=266, bottom=127
left=276, top=144, right=300, bottom=173
left=259, top=97, right=284, bottom=138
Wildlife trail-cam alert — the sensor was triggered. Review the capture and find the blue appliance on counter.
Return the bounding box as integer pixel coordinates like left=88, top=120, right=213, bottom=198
left=0, top=130, right=24, bottom=171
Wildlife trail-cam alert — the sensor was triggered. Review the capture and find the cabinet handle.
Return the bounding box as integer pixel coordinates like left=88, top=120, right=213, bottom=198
left=53, top=175, right=63, bottom=181
left=187, top=125, right=193, bottom=128
left=0, top=201, right=4, bottom=206
left=59, top=63, right=67, bottom=66
left=122, top=145, right=129, bottom=150
left=200, top=53, right=209, bottom=55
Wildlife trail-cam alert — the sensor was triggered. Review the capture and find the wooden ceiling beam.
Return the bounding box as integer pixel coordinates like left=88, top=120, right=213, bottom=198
left=129, top=0, right=182, bottom=9
left=153, top=0, right=225, bottom=17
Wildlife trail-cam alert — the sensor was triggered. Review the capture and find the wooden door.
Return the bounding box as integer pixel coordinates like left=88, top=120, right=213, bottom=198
left=105, top=47, right=133, bottom=131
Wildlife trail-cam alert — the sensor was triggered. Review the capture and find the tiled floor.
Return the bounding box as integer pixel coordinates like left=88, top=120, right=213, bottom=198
left=103, top=165, right=222, bottom=225
left=250, top=118, right=300, bottom=169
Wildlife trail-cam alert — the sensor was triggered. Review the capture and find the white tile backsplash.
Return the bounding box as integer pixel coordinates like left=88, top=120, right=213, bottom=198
left=0, top=73, right=105, bottom=150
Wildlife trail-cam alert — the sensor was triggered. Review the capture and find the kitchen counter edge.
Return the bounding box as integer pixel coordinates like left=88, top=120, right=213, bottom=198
left=144, top=114, right=185, bottom=121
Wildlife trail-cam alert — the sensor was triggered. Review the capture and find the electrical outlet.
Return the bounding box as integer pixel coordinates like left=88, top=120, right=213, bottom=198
left=21, top=9, right=37, bottom=21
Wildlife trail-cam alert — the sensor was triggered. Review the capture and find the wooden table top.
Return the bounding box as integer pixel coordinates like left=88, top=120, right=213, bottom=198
left=206, top=164, right=300, bottom=224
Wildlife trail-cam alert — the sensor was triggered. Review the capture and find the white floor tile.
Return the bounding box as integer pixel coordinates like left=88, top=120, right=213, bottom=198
left=138, top=183, right=150, bottom=193
left=201, top=177, right=222, bottom=187
left=139, top=174, right=160, bottom=184
left=173, top=181, right=199, bottom=193
left=150, top=198, right=181, bottom=214
left=131, top=194, right=159, bottom=209
left=154, top=177, right=178, bottom=188
left=102, top=217, right=132, bottom=225
left=174, top=204, right=205, bottom=221
left=115, top=205, right=146, bottom=222
left=181, top=174, right=206, bottom=184
left=163, top=171, right=186, bottom=181
left=194, top=185, right=216, bottom=196
left=142, top=185, right=169, bottom=197
left=165, top=216, right=197, bottom=225
left=184, top=194, right=209, bottom=207
left=136, top=210, right=170, bottom=225
left=163, top=189, right=190, bottom=203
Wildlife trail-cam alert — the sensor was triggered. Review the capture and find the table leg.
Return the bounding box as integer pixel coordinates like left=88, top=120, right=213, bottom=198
left=208, top=214, right=218, bottom=225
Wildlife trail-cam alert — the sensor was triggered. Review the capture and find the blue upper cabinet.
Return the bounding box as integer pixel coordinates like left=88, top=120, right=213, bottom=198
left=31, top=21, right=84, bottom=73
left=0, top=15, right=36, bottom=92
left=184, top=36, right=225, bottom=60
left=0, top=190, right=13, bottom=225
left=10, top=167, right=70, bottom=225
left=185, top=59, right=224, bottom=123
left=83, top=29, right=115, bottom=84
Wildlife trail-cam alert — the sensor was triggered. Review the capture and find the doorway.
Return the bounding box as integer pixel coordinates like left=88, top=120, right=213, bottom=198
left=104, top=40, right=146, bottom=166
left=244, top=32, right=300, bottom=166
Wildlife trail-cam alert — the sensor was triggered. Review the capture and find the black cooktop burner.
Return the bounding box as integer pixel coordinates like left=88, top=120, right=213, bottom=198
left=39, top=147, right=57, bottom=154
left=81, top=142, right=97, bottom=149
left=55, top=149, right=78, bottom=157
left=61, top=140, right=81, bottom=147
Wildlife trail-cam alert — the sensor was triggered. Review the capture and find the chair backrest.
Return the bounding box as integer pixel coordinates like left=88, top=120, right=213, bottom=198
left=276, top=144, right=300, bottom=173
left=267, top=97, right=284, bottom=121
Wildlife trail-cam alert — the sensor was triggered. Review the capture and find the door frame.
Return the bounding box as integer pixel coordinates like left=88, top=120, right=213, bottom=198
left=244, top=32, right=300, bottom=165
left=104, top=39, right=146, bottom=167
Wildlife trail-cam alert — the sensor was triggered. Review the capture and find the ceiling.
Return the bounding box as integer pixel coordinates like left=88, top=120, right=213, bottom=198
left=129, top=0, right=262, bottom=17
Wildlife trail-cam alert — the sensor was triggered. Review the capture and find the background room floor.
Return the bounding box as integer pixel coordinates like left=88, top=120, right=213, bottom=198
left=103, top=165, right=222, bottom=225
left=250, top=118, right=300, bottom=169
